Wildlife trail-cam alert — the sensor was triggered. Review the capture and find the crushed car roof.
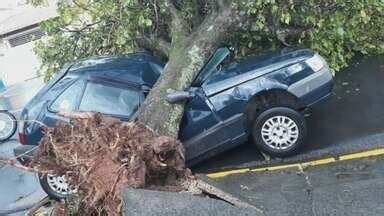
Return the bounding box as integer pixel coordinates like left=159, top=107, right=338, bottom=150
left=67, top=52, right=164, bottom=86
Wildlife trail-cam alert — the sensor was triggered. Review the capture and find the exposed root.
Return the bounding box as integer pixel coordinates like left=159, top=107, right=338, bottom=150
left=31, top=112, right=192, bottom=215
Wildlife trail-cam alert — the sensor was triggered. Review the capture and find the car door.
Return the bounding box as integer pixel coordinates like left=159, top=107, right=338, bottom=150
left=180, top=48, right=235, bottom=164
left=179, top=88, right=231, bottom=164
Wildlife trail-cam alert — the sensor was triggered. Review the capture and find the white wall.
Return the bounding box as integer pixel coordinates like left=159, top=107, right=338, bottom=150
left=0, top=0, right=55, bottom=86
left=0, top=0, right=28, bottom=22
left=0, top=40, right=41, bottom=86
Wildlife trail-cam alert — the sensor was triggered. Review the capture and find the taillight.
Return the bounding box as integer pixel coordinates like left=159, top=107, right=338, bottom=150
left=18, top=120, right=26, bottom=145
left=18, top=132, right=27, bottom=145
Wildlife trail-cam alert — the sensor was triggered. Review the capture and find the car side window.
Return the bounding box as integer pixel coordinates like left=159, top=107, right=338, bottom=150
left=204, top=57, right=239, bottom=86
left=217, top=54, right=238, bottom=72
left=79, top=82, right=141, bottom=118
left=50, top=80, right=84, bottom=112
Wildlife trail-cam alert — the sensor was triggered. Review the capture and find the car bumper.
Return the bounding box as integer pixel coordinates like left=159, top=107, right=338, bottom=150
left=288, top=66, right=334, bottom=107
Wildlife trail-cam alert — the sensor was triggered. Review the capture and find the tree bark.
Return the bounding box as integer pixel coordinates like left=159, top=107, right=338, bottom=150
left=136, top=4, right=240, bottom=137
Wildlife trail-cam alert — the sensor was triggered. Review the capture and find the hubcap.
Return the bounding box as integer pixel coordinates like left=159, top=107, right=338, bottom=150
left=261, top=116, right=299, bottom=150
left=0, top=112, right=15, bottom=139
left=46, top=174, right=75, bottom=195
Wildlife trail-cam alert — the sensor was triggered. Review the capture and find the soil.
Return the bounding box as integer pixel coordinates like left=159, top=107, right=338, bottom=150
left=31, top=112, right=192, bottom=215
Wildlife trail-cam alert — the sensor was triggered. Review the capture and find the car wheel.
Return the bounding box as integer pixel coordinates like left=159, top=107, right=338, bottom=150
left=39, top=174, right=76, bottom=201
left=0, top=110, right=17, bottom=142
left=252, top=107, right=307, bottom=157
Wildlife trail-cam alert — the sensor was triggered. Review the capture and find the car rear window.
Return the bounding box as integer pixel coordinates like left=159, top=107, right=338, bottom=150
left=79, top=82, right=141, bottom=118
left=50, top=80, right=85, bottom=112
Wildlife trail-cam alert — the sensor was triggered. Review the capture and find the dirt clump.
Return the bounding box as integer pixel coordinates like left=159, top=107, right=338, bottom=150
left=31, top=112, right=192, bottom=215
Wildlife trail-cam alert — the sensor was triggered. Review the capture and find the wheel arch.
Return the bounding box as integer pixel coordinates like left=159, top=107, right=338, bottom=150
left=244, top=89, right=305, bottom=132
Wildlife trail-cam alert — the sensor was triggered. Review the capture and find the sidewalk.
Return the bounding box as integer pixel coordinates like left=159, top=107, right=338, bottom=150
left=0, top=139, right=46, bottom=216
left=208, top=153, right=384, bottom=216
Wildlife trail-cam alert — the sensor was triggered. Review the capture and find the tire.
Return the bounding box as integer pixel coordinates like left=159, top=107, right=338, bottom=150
left=252, top=107, right=307, bottom=157
left=39, top=174, right=75, bottom=201
left=0, top=110, right=17, bottom=142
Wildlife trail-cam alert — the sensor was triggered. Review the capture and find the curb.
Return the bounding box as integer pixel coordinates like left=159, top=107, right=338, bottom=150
left=200, top=132, right=384, bottom=174
left=208, top=147, right=384, bottom=178
left=206, top=133, right=384, bottom=178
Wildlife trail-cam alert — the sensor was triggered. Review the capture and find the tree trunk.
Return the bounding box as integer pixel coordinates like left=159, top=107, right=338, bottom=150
left=137, top=6, right=239, bottom=137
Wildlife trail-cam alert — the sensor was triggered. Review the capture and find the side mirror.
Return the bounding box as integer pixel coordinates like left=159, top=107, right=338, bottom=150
left=165, top=90, right=194, bottom=104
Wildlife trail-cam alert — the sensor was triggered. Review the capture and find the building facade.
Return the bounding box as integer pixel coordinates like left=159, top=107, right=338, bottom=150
left=0, top=0, right=57, bottom=86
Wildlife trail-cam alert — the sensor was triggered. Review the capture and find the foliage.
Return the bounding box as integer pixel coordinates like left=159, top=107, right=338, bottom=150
left=29, top=0, right=49, bottom=6
left=33, top=0, right=384, bottom=81
left=34, top=0, right=156, bottom=80
left=238, top=0, right=384, bottom=71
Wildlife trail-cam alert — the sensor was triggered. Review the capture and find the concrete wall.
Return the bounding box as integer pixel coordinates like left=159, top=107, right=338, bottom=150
left=0, top=37, right=41, bottom=86
left=0, top=0, right=56, bottom=87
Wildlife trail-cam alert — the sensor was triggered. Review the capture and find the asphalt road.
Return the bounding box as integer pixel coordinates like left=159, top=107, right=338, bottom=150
left=0, top=79, right=45, bottom=215
left=193, top=55, right=384, bottom=172
left=211, top=154, right=384, bottom=216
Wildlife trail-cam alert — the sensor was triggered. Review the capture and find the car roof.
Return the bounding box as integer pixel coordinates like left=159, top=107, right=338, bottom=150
left=67, top=52, right=164, bottom=86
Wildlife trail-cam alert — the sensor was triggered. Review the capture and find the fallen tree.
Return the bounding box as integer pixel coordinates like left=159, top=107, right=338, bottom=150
left=28, top=0, right=383, bottom=214
left=31, top=112, right=260, bottom=215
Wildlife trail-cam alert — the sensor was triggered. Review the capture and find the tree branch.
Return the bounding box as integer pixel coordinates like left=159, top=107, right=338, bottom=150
left=136, top=36, right=171, bottom=59
left=0, top=156, right=51, bottom=174
left=72, top=0, right=96, bottom=14
left=163, top=0, right=188, bottom=41
left=276, top=27, right=309, bottom=47
left=59, top=20, right=103, bottom=33
left=265, top=8, right=309, bottom=47
left=212, top=0, right=226, bottom=12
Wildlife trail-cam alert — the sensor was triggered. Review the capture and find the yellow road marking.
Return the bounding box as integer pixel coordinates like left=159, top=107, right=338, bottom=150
left=339, top=148, right=384, bottom=160
left=207, top=147, right=384, bottom=179
left=207, top=168, right=251, bottom=178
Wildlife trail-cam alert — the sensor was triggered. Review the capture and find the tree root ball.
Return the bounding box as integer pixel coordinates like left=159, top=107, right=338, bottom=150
left=31, top=112, right=192, bottom=215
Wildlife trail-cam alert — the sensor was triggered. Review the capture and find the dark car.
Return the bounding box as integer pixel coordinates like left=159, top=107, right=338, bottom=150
left=15, top=47, right=333, bottom=199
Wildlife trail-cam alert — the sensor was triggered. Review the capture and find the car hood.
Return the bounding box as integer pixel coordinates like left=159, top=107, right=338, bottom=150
left=202, top=48, right=315, bottom=96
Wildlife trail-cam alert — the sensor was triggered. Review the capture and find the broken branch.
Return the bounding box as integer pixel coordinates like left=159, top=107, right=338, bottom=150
left=0, top=156, right=51, bottom=174
left=163, top=0, right=188, bottom=40
left=136, top=36, right=171, bottom=59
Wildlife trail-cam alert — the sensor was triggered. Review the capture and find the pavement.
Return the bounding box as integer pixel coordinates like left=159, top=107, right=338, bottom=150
left=208, top=153, right=384, bottom=216
left=122, top=188, right=261, bottom=216
left=0, top=138, right=46, bottom=216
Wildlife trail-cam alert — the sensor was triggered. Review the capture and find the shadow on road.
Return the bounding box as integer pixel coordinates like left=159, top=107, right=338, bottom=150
left=306, top=55, right=384, bottom=150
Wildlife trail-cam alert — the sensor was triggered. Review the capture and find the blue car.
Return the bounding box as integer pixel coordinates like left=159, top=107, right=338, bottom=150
left=15, top=47, right=333, bottom=199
